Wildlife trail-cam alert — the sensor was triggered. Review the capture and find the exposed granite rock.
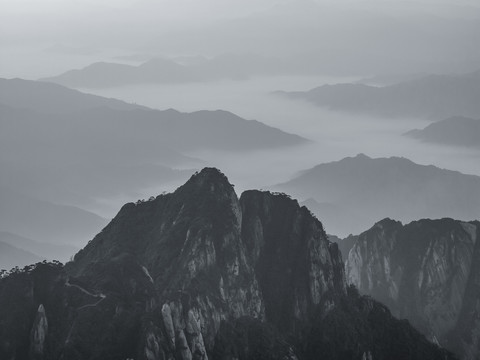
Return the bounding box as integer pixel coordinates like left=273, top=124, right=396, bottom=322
left=240, top=190, right=346, bottom=331
left=144, top=324, right=164, bottom=360
left=29, top=304, right=48, bottom=359
left=345, top=218, right=480, bottom=359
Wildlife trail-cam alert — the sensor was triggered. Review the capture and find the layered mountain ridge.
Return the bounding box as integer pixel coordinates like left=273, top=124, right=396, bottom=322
left=0, top=78, right=306, bottom=247
left=277, top=70, right=480, bottom=119
left=405, top=116, right=480, bottom=148
left=275, top=154, right=480, bottom=237
left=0, top=168, right=453, bottom=360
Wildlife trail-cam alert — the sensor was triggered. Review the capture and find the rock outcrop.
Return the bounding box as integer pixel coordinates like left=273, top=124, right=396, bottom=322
left=0, top=169, right=454, bottom=360
left=29, top=304, right=48, bottom=359
left=345, top=218, right=480, bottom=359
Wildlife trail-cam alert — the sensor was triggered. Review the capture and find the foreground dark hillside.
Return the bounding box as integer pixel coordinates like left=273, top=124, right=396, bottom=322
left=0, top=169, right=454, bottom=360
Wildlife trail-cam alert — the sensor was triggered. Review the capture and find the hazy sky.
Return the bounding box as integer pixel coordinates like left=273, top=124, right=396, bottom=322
left=2, top=0, right=480, bottom=79
left=3, top=0, right=479, bottom=45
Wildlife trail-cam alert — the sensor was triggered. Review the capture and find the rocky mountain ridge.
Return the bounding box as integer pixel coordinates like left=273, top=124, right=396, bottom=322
left=345, top=218, right=480, bottom=360
left=0, top=169, right=454, bottom=360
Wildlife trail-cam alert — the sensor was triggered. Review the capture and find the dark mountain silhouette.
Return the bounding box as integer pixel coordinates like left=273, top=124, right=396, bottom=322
left=277, top=71, right=480, bottom=119
left=0, top=232, right=78, bottom=263
left=405, top=116, right=480, bottom=148
left=0, top=242, right=43, bottom=271
left=275, top=154, right=480, bottom=237
left=344, top=218, right=480, bottom=359
left=0, top=168, right=453, bottom=360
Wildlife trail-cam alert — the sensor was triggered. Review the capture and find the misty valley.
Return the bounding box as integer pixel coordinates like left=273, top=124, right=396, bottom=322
left=1, top=0, right=480, bottom=359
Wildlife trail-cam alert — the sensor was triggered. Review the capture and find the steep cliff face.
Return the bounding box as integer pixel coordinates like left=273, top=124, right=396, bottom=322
left=0, top=169, right=455, bottom=360
left=241, top=190, right=346, bottom=331
left=345, top=218, right=480, bottom=359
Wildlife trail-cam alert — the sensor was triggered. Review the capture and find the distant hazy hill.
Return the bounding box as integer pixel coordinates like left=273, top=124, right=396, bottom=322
left=405, top=116, right=480, bottom=147
left=40, top=58, right=200, bottom=88
left=0, top=78, right=145, bottom=113
left=276, top=154, right=480, bottom=236
left=0, top=79, right=305, bottom=153
left=0, top=232, right=77, bottom=262
left=41, top=54, right=291, bottom=88
left=0, top=187, right=107, bottom=246
left=0, top=241, right=43, bottom=271
left=278, top=71, right=480, bottom=119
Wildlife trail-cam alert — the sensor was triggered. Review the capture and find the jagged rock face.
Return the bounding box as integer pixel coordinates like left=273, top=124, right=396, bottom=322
left=0, top=169, right=456, bottom=360
left=346, top=219, right=404, bottom=308
left=241, top=190, right=346, bottom=331
left=345, top=218, right=480, bottom=359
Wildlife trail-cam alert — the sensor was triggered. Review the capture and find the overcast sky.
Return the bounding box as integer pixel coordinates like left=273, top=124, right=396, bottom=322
left=3, top=0, right=479, bottom=46
left=2, top=0, right=480, bottom=78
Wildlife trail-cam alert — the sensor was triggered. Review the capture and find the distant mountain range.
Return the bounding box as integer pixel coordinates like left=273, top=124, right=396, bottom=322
left=40, top=54, right=293, bottom=88
left=0, top=187, right=107, bottom=246
left=277, top=70, right=480, bottom=119
left=0, top=232, right=77, bottom=263
left=0, top=78, right=306, bottom=248
left=0, top=231, right=79, bottom=271
left=0, top=78, right=145, bottom=113
left=0, top=241, right=43, bottom=271
left=275, top=154, right=480, bottom=236
left=405, top=116, right=480, bottom=148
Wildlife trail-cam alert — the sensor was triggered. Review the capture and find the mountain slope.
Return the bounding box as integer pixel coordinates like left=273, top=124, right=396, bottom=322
left=0, top=168, right=453, bottom=360
left=276, top=154, right=480, bottom=236
left=405, top=116, right=480, bottom=148
left=278, top=71, right=480, bottom=119
left=345, top=218, right=480, bottom=359
left=0, top=78, right=146, bottom=113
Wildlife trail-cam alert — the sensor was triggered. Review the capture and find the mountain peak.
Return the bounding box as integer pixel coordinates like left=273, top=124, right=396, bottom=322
left=192, top=167, right=229, bottom=182
left=354, top=153, right=371, bottom=160
left=184, top=167, right=235, bottom=193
